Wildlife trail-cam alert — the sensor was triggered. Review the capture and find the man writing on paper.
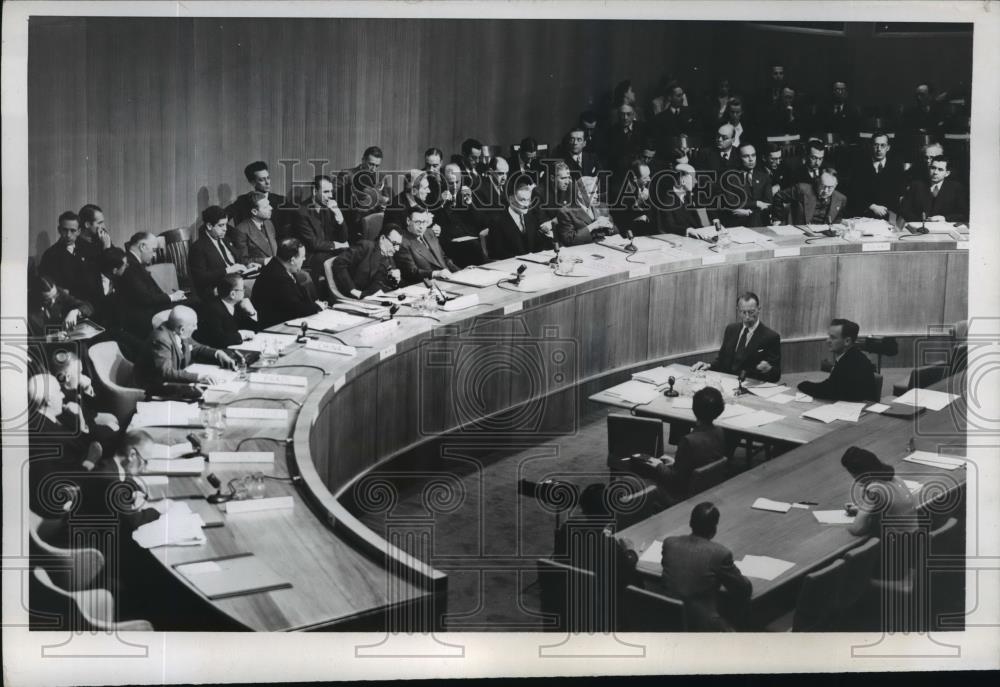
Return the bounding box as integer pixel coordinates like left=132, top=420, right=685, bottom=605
left=251, top=239, right=327, bottom=329
left=135, top=305, right=237, bottom=391
left=692, top=292, right=781, bottom=383
left=332, top=223, right=404, bottom=298
left=195, top=274, right=259, bottom=348
left=660, top=502, right=752, bottom=631
left=772, top=168, right=847, bottom=226
left=797, top=318, right=877, bottom=402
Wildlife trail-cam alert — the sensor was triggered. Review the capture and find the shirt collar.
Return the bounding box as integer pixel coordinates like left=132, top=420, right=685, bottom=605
left=742, top=320, right=761, bottom=338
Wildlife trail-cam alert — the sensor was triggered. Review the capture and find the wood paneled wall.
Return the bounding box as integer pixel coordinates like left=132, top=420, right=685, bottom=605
left=28, top=17, right=972, bottom=255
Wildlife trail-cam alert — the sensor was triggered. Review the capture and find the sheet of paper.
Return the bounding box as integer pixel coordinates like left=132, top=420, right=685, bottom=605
left=795, top=392, right=813, bottom=403
left=638, top=540, right=663, bottom=567
left=232, top=333, right=298, bottom=352
left=148, top=442, right=193, bottom=459
left=866, top=403, right=890, bottom=414
left=727, top=227, right=770, bottom=244
left=765, top=393, right=795, bottom=405
left=719, top=404, right=753, bottom=419
left=903, top=479, right=923, bottom=493
left=769, top=225, right=806, bottom=236
left=829, top=401, right=866, bottom=422
left=752, top=497, right=791, bottom=513
left=286, top=309, right=370, bottom=332
left=631, top=366, right=674, bottom=386
left=735, top=555, right=796, bottom=581
left=184, top=364, right=240, bottom=383
left=725, top=409, right=785, bottom=429
left=441, top=266, right=503, bottom=288
left=144, top=457, right=206, bottom=475
left=894, top=388, right=960, bottom=411
left=813, top=510, right=855, bottom=525
left=603, top=380, right=661, bottom=405
left=136, top=475, right=168, bottom=487
left=903, top=450, right=967, bottom=470
left=176, top=560, right=223, bottom=575
left=747, top=384, right=790, bottom=399
left=672, top=396, right=693, bottom=410
left=131, top=400, right=201, bottom=427
left=801, top=405, right=845, bottom=424
left=131, top=501, right=206, bottom=548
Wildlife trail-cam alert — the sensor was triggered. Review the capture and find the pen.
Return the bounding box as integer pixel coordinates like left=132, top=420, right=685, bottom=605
left=796, top=501, right=819, bottom=506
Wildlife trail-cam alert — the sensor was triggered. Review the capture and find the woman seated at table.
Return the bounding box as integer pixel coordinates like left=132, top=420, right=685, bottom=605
left=649, top=387, right=727, bottom=505
left=842, top=446, right=919, bottom=538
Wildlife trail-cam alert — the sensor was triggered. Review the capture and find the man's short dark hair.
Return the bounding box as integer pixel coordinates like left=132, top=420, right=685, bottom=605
left=692, top=387, right=725, bottom=425
left=244, top=161, right=269, bottom=182
left=566, top=126, right=586, bottom=140
left=277, top=238, right=303, bottom=261
left=871, top=130, right=890, bottom=144
left=424, top=147, right=444, bottom=159
left=461, top=138, right=483, bottom=156
left=217, top=273, right=244, bottom=296
left=831, top=317, right=860, bottom=342
left=519, top=137, right=538, bottom=154
left=738, top=141, right=756, bottom=154
left=767, top=142, right=784, bottom=155
left=738, top=291, right=760, bottom=307
left=127, top=231, right=155, bottom=249
left=201, top=205, right=227, bottom=225
left=99, top=247, right=127, bottom=274
left=406, top=205, right=428, bottom=220
left=58, top=211, right=79, bottom=225
left=930, top=155, right=950, bottom=170
left=807, top=139, right=826, bottom=155
left=78, top=204, right=102, bottom=225
left=690, top=502, right=721, bottom=538
left=380, top=222, right=403, bottom=239
left=363, top=146, right=383, bottom=160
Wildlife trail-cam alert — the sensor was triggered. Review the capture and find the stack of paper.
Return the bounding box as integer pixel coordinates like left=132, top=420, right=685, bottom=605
left=638, top=540, right=664, bottom=568
left=903, top=451, right=967, bottom=470
left=795, top=392, right=813, bottom=403
left=687, top=226, right=718, bottom=241
left=765, top=393, right=795, bottom=405
left=894, top=388, right=960, bottom=411
left=812, top=510, right=855, bottom=525
left=232, top=333, right=297, bottom=353
left=865, top=403, right=890, bottom=414
left=747, top=384, right=790, bottom=399
left=632, top=366, right=674, bottom=386
left=148, top=442, right=194, bottom=459
left=441, top=266, right=503, bottom=288
left=132, top=401, right=201, bottom=428
left=518, top=250, right=558, bottom=265
left=769, top=225, right=806, bottom=237
left=725, top=409, right=785, bottom=429
left=719, top=404, right=753, bottom=419
left=727, top=227, right=770, bottom=245
left=132, top=501, right=207, bottom=548
left=184, top=364, right=240, bottom=383
left=735, top=555, right=795, bottom=580
left=856, top=219, right=895, bottom=236
left=801, top=401, right=866, bottom=424
left=905, top=221, right=960, bottom=234
left=752, top=497, right=791, bottom=513
left=144, top=457, right=206, bottom=475
left=603, top=380, right=661, bottom=405
left=286, top=309, right=370, bottom=332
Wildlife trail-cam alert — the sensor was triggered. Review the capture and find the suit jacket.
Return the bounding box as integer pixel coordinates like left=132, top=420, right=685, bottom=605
left=556, top=203, right=613, bottom=247
left=695, top=148, right=740, bottom=176
left=653, top=425, right=727, bottom=497
left=194, top=297, right=258, bottom=349
left=483, top=207, right=553, bottom=260
left=332, top=240, right=398, bottom=297
left=189, top=232, right=240, bottom=296
left=819, top=102, right=861, bottom=139
left=900, top=103, right=946, bottom=136
left=797, top=345, right=877, bottom=402
left=29, top=413, right=100, bottom=516
left=710, top=321, right=782, bottom=382
left=396, top=231, right=458, bottom=284
left=135, top=324, right=220, bottom=389
left=610, top=180, right=656, bottom=236
left=786, top=158, right=824, bottom=187
left=27, top=288, right=94, bottom=337
left=718, top=168, right=773, bottom=227
left=250, top=258, right=321, bottom=329
left=118, top=251, right=173, bottom=339
left=534, top=183, right=575, bottom=223
left=38, top=239, right=101, bottom=303
left=661, top=534, right=752, bottom=631
left=774, top=183, right=848, bottom=225
left=383, top=193, right=432, bottom=235
left=654, top=106, right=700, bottom=147
left=657, top=191, right=707, bottom=236
left=900, top=178, right=968, bottom=223
left=848, top=157, right=906, bottom=217
left=289, top=205, right=351, bottom=273
left=605, top=122, right=648, bottom=173
left=225, top=191, right=288, bottom=231
left=229, top=218, right=278, bottom=265
left=563, top=151, right=602, bottom=178
left=472, top=177, right=509, bottom=211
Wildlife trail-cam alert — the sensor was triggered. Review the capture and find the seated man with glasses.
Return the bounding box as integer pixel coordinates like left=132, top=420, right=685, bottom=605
left=331, top=223, right=404, bottom=298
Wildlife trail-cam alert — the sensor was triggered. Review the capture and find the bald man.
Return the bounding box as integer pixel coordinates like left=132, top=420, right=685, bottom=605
left=135, top=305, right=236, bottom=390
left=695, top=123, right=740, bottom=175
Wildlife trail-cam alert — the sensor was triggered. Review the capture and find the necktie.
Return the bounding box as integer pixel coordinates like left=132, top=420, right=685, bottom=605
left=745, top=171, right=751, bottom=185
left=517, top=213, right=525, bottom=233
left=735, top=327, right=749, bottom=358
left=874, top=162, right=881, bottom=175
left=216, top=238, right=234, bottom=266
left=931, top=184, right=940, bottom=198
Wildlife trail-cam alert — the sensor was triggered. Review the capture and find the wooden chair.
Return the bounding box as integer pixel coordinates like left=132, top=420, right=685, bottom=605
left=322, top=256, right=354, bottom=303
left=766, top=558, right=845, bottom=632
left=29, top=511, right=104, bottom=591
left=159, top=227, right=193, bottom=288
left=146, top=262, right=179, bottom=294
left=32, top=567, right=153, bottom=632
left=478, top=228, right=490, bottom=262
left=361, top=212, right=385, bottom=242
left=688, top=456, right=728, bottom=495
left=619, top=584, right=686, bottom=632
left=151, top=309, right=171, bottom=329
left=536, top=557, right=608, bottom=633
left=868, top=373, right=884, bottom=403
left=606, top=414, right=664, bottom=471
left=86, top=341, right=145, bottom=424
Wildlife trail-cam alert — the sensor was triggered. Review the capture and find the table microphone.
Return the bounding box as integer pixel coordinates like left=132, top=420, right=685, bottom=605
left=664, top=375, right=679, bottom=398
left=624, top=229, right=638, bottom=253
left=296, top=321, right=310, bottom=343
left=206, top=473, right=233, bottom=504
left=735, top=370, right=749, bottom=396
left=388, top=304, right=401, bottom=320
left=549, top=241, right=562, bottom=266
left=184, top=432, right=204, bottom=457
left=510, top=264, right=527, bottom=285
left=423, top=277, right=451, bottom=304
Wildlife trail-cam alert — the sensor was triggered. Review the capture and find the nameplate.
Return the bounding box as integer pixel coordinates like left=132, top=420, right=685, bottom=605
left=442, top=294, right=480, bottom=311
left=702, top=254, right=726, bottom=265
left=862, top=242, right=892, bottom=252
left=248, top=372, right=308, bottom=387
left=379, top=345, right=396, bottom=360
left=208, top=451, right=275, bottom=464
left=357, top=318, right=400, bottom=345
left=333, top=375, right=346, bottom=392
left=225, top=407, right=288, bottom=421
left=628, top=264, right=650, bottom=278
left=503, top=302, right=523, bottom=315
left=773, top=247, right=800, bottom=258
left=305, top=339, right=357, bottom=356
left=957, top=241, right=969, bottom=250
left=223, top=496, right=294, bottom=514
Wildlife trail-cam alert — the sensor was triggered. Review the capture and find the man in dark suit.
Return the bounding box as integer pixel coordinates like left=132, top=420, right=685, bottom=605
left=786, top=139, right=827, bottom=187
left=473, top=156, right=510, bottom=212
left=251, top=239, right=327, bottom=329
left=289, top=175, right=351, bottom=277
left=383, top=169, right=433, bottom=234
left=654, top=82, right=699, bottom=151
left=718, top=143, right=773, bottom=228
left=49, top=348, right=120, bottom=458
left=756, top=63, right=788, bottom=113
left=27, top=276, right=94, bottom=338
left=798, top=318, right=877, bottom=402
left=773, top=169, right=848, bottom=225
left=535, top=162, right=575, bottom=233
left=611, top=161, right=656, bottom=236
left=194, top=274, right=259, bottom=348
left=900, top=155, right=968, bottom=223
left=556, top=176, right=616, bottom=247
left=695, top=124, right=740, bottom=177
left=763, top=143, right=795, bottom=196
left=899, top=83, right=947, bottom=137
left=718, top=97, right=754, bottom=151
left=561, top=126, right=601, bottom=178
left=118, top=232, right=186, bottom=340
left=189, top=205, right=254, bottom=298
left=78, top=204, right=114, bottom=250
left=484, top=179, right=554, bottom=260
left=765, top=86, right=809, bottom=136
left=657, top=164, right=709, bottom=235
left=451, top=138, right=485, bottom=189
left=818, top=80, right=860, bottom=141
left=225, top=161, right=288, bottom=232
left=229, top=192, right=279, bottom=265
left=692, top=291, right=781, bottom=383
left=338, top=146, right=391, bottom=237
left=433, top=163, right=486, bottom=267
left=605, top=103, right=647, bottom=175
left=39, top=211, right=101, bottom=304
left=332, top=224, right=403, bottom=298
left=134, top=305, right=236, bottom=391
left=510, top=137, right=544, bottom=187
left=660, top=502, right=752, bottom=631
left=396, top=208, right=459, bottom=284
left=847, top=131, right=905, bottom=219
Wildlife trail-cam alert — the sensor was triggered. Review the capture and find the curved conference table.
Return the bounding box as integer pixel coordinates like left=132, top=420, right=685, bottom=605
left=146, top=225, right=968, bottom=631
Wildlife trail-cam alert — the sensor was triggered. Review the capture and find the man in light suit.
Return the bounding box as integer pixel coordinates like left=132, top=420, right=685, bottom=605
left=718, top=143, right=773, bottom=228
left=226, top=161, right=288, bottom=231
left=229, top=192, right=279, bottom=265
left=188, top=205, right=254, bottom=298
left=396, top=208, right=458, bottom=284
left=134, top=305, right=236, bottom=391
left=798, top=318, right=877, bottom=402
left=332, top=224, right=403, bottom=298
left=900, top=155, right=968, bottom=223
left=661, top=502, right=752, bottom=631
left=484, top=179, right=554, bottom=260
left=692, top=291, right=781, bottom=383
left=773, top=169, right=848, bottom=225
left=555, top=176, right=616, bottom=247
